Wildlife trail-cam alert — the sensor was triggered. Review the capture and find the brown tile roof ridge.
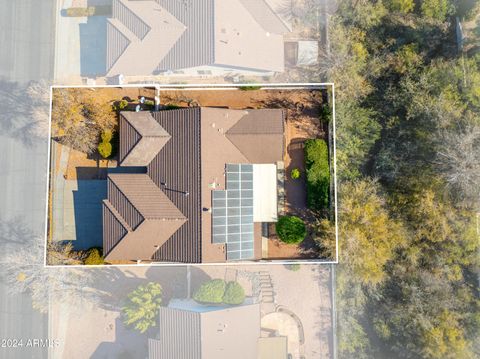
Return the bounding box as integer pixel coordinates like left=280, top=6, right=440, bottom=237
left=103, top=199, right=133, bottom=233
left=119, top=112, right=172, bottom=167
left=120, top=112, right=171, bottom=138
left=108, top=173, right=186, bottom=220
left=226, top=108, right=285, bottom=135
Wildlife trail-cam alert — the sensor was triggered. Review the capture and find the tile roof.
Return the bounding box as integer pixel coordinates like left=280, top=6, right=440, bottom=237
left=225, top=109, right=285, bottom=163
left=148, top=108, right=203, bottom=263
left=103, top=174, right=187, bottom=261
left=149, top=303, right=261, bottom=359
left=119, top=112, right=171, bottom=167
left=103, top=107, right=284, bottom=263
left=106, top=0, right=289, bottom=76
left=106, top=0, right=186, bottom=76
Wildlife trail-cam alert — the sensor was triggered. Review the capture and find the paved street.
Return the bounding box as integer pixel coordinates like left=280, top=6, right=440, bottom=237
left=0, top=1, right=56, bottom=358
left=0, top=0, right=56, bottom=83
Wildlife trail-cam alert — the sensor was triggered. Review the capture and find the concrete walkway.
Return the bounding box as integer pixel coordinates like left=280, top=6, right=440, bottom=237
left=52, top=142, right=70, bottom=242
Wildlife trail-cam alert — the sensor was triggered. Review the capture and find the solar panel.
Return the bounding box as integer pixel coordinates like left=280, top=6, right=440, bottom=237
left=211, top=164, right=255, bottom=260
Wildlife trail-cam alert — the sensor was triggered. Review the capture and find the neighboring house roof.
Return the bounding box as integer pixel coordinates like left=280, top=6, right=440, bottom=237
left=226, top=109, right=285, bottom=163
left=106, top=0, right=289, bottom=76
left=119, top=112, right=171, bottom=166
left=103, top=107, right=284, bottom=263
left=106, top=0, right=186, bottom=76
left=149, top=303, right=261, bottom=359
left=238, top=0, right=290, bottom=34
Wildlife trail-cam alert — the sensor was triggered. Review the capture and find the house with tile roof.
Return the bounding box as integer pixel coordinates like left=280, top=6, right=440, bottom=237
left=106, top=0, right=291, bottom=77
left=148, top=300, right=288, bottom=359
left=102, top=107, right=285, bottom=263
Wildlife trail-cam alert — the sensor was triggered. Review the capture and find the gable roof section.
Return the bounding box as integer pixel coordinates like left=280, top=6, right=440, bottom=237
left=106, top=0, right=288, bottom=75
left=106, top=0, right=187, bottom=76
left=149, top=307, right=201, bottom=359
left=103, top=200, right=129, bottom=255
left=148, top=108, right=202, bottom=263
left=226, top=109, right=285, bottom=163
left=238, top=0, right=291, bottom=34
left=108, top=173, right=185, bottom=219
left=155, top=0, right=215, bottom=71
left=148, top=303, right=261, bottom=359
left=103, top=173, right=187, bottom=260
left=119, top=112, right=171, bottom=167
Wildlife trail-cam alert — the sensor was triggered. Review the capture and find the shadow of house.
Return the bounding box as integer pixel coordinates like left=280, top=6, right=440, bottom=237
left=72, top=165, right=148, bottom=250
left=72, top=178, right=107, bottom=250
left=80, top=16, right=107, bottom=76
left=91, top=317, right=149, bottom=359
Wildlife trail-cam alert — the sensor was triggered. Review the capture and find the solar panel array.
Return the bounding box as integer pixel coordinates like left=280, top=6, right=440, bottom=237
left=212, top=164, right=255, bottom=260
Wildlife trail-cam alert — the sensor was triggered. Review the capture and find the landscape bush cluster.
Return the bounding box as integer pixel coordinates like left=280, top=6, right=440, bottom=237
left=275, top=216, right=306, bottom=244
left=304, top=139, right=330, bottom=210
left=193, top=279, right=245, bottom=305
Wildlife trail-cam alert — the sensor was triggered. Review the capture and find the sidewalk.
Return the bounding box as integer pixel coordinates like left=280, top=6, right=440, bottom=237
left=51, top=142, right=70, bottom=242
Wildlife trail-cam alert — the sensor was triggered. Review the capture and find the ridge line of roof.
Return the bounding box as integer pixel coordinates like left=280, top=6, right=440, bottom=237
left=115, top=0, right=152, bottom=41
left=107, top=175, right=147, bottom=221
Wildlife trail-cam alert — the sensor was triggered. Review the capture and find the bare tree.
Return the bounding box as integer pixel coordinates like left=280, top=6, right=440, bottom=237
left=436, top=123, right=480, bottom=207
left=0, top=232, right=96, bottom=313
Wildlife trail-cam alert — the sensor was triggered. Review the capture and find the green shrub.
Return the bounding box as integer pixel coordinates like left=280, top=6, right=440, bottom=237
left=223, top=281, right=246, bottom=305
left=239, top=85, right=262, bottom=91
left=118, top=99, right=129, bottom=110
left=193, top=279, right=226, bottom=304
left=276, top=216, right=306, bottom=244
left=193, top=279, right=246, bottom=305
left=320, top=105, right=332, bottom=124
left=98, top=141, right=112, bottom=159
left=101, top=130, right=113, bottom=143
left=291, top=168, right=301, bottom=180
left=84, top=247, right=104, bottom=265
left=305, top=139, right=330, bottom=210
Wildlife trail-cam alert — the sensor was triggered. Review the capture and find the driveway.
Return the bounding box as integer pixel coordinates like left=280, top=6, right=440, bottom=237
left=55, top=0, right=108, bottom=81
left=54, top=179, right=106, bottom=250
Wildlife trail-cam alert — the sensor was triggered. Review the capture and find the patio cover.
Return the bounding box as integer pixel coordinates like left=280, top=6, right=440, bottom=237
left=253, top=164, right=278, bottom=222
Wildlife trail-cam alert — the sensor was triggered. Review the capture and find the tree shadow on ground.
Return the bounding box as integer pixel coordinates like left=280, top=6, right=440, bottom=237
left=0, top=80, right=50, bottom=146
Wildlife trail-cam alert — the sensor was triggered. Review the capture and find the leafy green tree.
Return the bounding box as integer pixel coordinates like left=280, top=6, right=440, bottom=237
left=385, top=0, right=415, bottom=13
left=193, top=279, right=226, bottom=304
left=223, top=282, right=245, bottom=305
left=421, top=0, right=450, bottom=21
left=276, top=216, right=307, bottom=244
left=122, top=283, right=162, bottom=333
left=336, top=180, right=406, bottom=287
left=335, top=101, right=380, bottom=180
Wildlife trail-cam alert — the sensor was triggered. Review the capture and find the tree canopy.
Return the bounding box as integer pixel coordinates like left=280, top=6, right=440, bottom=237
left=305, top=0, right=480, bottom=356
left=122, top=282, right=163, bottom=333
